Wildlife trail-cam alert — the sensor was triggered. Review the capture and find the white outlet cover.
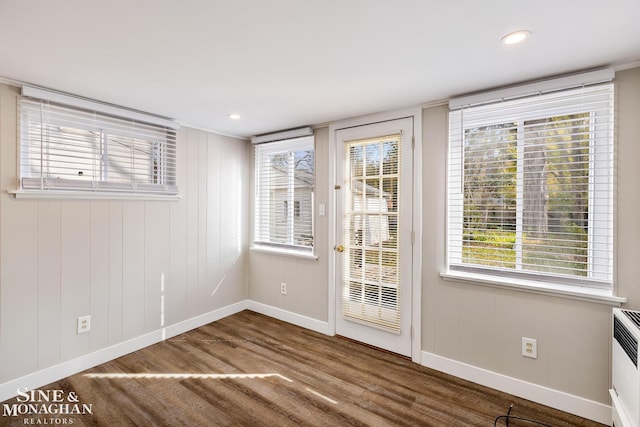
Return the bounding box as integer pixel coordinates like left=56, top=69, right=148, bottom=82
left=522, top=337, right=537, bottom=359
left=77, top=315, right=91, bottom=334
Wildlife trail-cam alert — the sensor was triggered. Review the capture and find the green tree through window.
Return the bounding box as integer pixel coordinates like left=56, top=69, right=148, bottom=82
left=462, top=114, right=592, bottom=277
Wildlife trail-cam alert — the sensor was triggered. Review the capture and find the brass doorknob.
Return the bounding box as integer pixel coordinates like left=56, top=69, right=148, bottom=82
left=335, top=245, right=345, bottom=253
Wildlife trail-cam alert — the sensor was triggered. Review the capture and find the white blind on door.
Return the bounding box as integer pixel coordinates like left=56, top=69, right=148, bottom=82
left=19, top=97, right=178, bottom=196
left=341, top=134, right=402, bottom=333
left=448, top=83, right=614, bottom=286
left=254, top=136, right=315, bottom=252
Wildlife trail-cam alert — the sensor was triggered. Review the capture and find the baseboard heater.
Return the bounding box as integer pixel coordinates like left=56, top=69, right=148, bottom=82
left=611, top=308, right=640, bottom=427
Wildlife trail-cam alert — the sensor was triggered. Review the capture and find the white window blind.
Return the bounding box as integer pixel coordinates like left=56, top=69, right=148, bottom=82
left=254, top=136, right=315, bottom=253
left=342, top=134, right=402, bottom=332
left=448, top=82, right=614, bottom=289
left=19, top=96, right=178, bottom=197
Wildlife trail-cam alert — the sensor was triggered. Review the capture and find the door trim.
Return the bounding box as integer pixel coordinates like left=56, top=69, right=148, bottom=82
left=327, top=107, right=422, bottom=363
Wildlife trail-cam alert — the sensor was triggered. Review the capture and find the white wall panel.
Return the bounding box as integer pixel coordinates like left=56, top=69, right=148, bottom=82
left=60, top=201, right=91, bottom=360
left=37, top=201, right=62, bottom=368
left=144, top=202, right=170, bottom=331
left=107, top=201, right=124, bottom=345
left=169, top=130, right=188, bottom=325
left=223, top=140, right=249, bottom=305
left=185, top=128, right=200, bottom=318
left=121, top=202, right=146, bottom=339
left=90, top=202, right=110, bottom=351
left=220, top=139, right=239, bottom=281
left=198, top=131, right=208, bottom=313
left=0, top=200, right=39, bottom=382
left=206, top=133, right=222, bottom=307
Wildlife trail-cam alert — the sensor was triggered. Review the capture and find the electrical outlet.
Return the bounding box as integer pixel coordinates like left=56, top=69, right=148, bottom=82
left=280, top=282, right=287, bottom=295
left=77, top=315, right=91, bottom=334
left=522, top=337, right=537, bottom=359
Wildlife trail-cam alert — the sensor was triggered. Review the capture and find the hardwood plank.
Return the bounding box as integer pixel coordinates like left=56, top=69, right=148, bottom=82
left=1, top=311, right=606, bottom=426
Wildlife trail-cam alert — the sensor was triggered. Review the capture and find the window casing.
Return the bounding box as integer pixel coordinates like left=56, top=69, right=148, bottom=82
left=254, top=136, right=315, bottom=254
left=18, top=96, right=178, bottom=197
left=447, top=83, right=614, bottom=290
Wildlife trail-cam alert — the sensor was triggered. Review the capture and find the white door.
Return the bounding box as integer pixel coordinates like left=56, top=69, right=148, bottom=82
left=334, top=118, right=413, bottom=357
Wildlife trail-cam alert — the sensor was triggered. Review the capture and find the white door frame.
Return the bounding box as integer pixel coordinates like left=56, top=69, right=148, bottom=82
left=328, top=107, right=422, bottom=363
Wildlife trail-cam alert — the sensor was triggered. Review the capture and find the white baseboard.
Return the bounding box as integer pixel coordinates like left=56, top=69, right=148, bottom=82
left=421, top=351, right=611, bottom=425
left=245, top=300, right=331, bottom=335
left=0, top=300, right=248, bottom=402
left=163, top=300, right=249, bottom=339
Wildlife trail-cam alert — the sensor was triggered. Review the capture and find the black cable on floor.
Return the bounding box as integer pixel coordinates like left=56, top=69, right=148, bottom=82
left=494, top=404, right=552, bottom=427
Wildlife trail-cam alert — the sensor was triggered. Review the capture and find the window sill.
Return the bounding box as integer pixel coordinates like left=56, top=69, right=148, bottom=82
left=250, top=245, right=318, bottom=261
left=9, top=189, right=182, bottom=201
left=440, top=270, right=626, bottom=306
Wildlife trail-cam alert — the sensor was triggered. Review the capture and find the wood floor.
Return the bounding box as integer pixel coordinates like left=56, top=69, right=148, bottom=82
left=1, top=310, right=605, bottom=426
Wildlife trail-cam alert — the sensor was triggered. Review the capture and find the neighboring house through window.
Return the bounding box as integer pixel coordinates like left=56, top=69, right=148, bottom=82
left=17, top=86, right=178, bottom=198
left=254, top=134, right=315, bottom=254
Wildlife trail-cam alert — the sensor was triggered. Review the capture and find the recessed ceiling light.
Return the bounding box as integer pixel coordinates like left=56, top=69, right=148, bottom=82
left=227, top=113, right=241, bottom=120
left=501, top=30, right=530, bottom=45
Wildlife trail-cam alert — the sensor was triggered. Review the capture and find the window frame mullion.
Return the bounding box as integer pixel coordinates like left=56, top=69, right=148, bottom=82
left=287, top=150, right=295, bottom=246
left=515, top=120, right=524, bottom=271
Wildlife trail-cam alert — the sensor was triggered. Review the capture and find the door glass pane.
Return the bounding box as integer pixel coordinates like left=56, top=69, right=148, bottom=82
left=342, top=134, right=402, bottom=333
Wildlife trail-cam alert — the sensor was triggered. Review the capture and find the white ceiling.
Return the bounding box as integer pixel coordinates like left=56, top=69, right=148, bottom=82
left=1, top=0, right=639, bottom=138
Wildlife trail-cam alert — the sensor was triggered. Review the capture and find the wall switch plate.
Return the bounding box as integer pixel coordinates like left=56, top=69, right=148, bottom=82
left=522, top=337, right=537, bottom=359
left=280, top=282, right=287, bottom=295
left=77, top=315, right=91, bottom=334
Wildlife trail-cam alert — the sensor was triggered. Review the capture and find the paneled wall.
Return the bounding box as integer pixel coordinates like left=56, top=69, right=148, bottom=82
left=0, top=83, right=249, bottom=384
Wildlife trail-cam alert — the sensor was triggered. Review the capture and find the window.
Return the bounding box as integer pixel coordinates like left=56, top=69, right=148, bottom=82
left=254, top=136, right=315, bottom=253
left=447, top=82, right=614, bottom=290
left=284, top=201, right=302, bottom=219
left=18, top=91, right=178, bottom=198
